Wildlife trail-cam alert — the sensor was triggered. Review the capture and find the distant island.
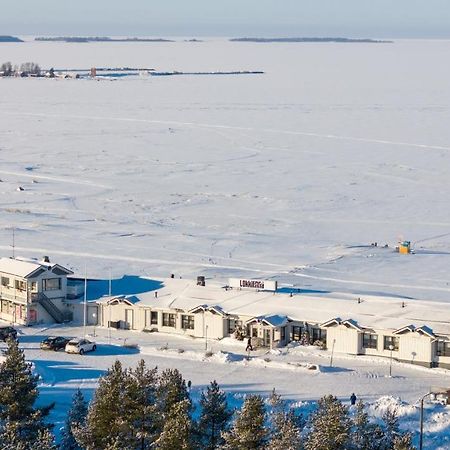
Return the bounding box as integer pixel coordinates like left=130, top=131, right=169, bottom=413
left=0, top=35, right=23, bottom=43
left=230, top=37, right=392, bottom=43
left=35, top=37, right=174, bottom=43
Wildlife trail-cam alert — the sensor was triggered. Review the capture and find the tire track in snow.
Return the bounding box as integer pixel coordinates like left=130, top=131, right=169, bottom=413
left=0, top=245, right=290, bottom=274
left=7, top=112, right=450, bottom=152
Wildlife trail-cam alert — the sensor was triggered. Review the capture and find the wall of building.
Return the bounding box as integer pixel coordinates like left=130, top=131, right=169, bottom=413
left=326, top=326, right=360, bottom=355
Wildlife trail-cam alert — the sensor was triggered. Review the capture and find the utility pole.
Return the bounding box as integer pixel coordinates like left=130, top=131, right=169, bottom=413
left=83, top=264, right=87, bottom=337
left=12, top=227, right=15, bottom=258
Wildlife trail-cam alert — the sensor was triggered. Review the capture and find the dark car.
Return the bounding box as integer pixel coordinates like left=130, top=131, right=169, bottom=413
left=0, top=326, right=17, bottom=341
left=40, top=336, right=71, bottom=351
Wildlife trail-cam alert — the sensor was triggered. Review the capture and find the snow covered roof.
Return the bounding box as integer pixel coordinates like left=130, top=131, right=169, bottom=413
left=95, top=277, right=450, bottom=336
left=246, top=315, right=290, bottom=328
left=0, top=257, right=73, bottom=279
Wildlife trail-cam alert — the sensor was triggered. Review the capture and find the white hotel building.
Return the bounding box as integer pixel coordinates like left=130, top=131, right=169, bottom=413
left=1, top=255, right=449, bottom=370
left=95, top=276, right=450, bottom=370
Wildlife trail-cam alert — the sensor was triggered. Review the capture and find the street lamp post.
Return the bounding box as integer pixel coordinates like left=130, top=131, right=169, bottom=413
left=330, top=339, right=336, bottom=368
left=92, top=312, right=97, bottom=337
left=205, top=325, right=208, bottom=352
left=419, top=393, right=431, bottom=450
left=389, top=344, right=394, bottom=377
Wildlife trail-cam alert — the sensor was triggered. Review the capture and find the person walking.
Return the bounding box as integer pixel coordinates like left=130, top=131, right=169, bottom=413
left=245, top=337, right=253, bottom=352
left=350, top=393, right=357, bottom=405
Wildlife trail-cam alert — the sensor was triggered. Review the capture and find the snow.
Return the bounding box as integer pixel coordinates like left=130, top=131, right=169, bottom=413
left=1, top=37, right=450, bottom=445
left=5, top=324, right=450, bottom=448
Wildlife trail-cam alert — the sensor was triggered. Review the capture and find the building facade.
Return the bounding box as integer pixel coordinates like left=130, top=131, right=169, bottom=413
left=93, top=277, right=450, bottom=370
left=0, top=257, right=74, bottom=325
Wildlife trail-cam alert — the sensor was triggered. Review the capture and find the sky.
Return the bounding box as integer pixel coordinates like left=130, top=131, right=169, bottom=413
left=1, top=0, right=450, bottom=38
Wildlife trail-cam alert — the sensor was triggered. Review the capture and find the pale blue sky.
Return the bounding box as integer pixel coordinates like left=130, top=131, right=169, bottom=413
left=2, top=0, right=450, bottom=38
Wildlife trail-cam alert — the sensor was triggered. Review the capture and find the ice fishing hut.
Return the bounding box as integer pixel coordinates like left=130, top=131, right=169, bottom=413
left=399, top=241, right=411, bottom=254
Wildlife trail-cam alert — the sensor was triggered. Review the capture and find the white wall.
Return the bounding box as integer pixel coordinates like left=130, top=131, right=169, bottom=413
left=326, top=326, right=360, bottom=355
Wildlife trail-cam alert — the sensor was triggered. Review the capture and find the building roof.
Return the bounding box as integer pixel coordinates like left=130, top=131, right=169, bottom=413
left=95, top=277, right=450, bottom=337
left=0, top=257, right=73, bottom=279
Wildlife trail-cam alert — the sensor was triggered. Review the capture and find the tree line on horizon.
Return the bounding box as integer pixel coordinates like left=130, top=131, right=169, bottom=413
left=0, top=338, right=415, bottom=449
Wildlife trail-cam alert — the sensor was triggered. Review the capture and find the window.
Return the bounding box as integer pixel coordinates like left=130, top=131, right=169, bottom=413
left=151, top=311, right=158, bottom=325
left=181, top=315, right=194, bottom=330
left=252, top=327, right=258, bottom=338
left=30, top=281, right=38, bottom=293
left=363, top=333, right=378, bottom=349
left=436, top=341, right=450, bottom=357
left=383, top=336, right=399, bottom=351
left=162, top=313, right=176, bottom=327
left=228, top=318, right=242, bottom=334
left=312, top=328, right=327, bottom=343
left=43, top=278, right=61, bottom=291
left=280, top=326, right=286, bottom=341
left=1, top=277, right=9, bottom=287
left=292, top=326, right=304, bottom=341
left=15, top=280, right=26, bottom=291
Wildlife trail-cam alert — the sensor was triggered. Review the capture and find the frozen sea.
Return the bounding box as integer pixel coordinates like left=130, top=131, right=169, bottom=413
left=1, top=38, right=450, bottom=301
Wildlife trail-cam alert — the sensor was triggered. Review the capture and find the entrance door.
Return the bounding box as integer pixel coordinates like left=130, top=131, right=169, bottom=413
left=263, top=329, right=271, bottom=347
left=125, top=309, right=134, bottom=330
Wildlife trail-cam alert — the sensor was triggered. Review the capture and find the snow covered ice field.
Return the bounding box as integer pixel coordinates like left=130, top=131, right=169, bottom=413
left=1, top=37, right=450, bottom=445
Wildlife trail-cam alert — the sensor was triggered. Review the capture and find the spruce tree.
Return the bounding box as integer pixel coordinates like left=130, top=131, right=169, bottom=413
left=267, top=389, right=302, bottom=450
left=60, top=389, right=88, bottom=450
left=222, top=394, right=267, bottom=449
left=304, top=395, right=351, bottom=450
left=0, top=338, right=54, bottom=447
left=155, top=399, right=194, bottom=450
left=73, top=360, right=132, bottom=449
left=198, top=380, right=232, bottom=449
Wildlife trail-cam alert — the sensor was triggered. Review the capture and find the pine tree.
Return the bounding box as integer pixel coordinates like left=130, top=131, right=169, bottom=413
left=157, top=368, right=190, bottom=418
left=222, top=394, right=267, bottom=449
left=0, top=338, right=54, bottom=447
left=392, top=433, right=414, bottom=450
left=33, top=428, right=58, bottom=450
left=126, top=359, right=159, bottom=449
left=304, top=395, right=351, bottom=450
left=267, top=389, right=301, bottom=450
left=198, top=380, right=232, bottom=449
left=350, top=400, right=385, bottom=450
left=60, top=389, right=88, bottom=450
left=155, top=399, right=194, bottom=450
left=73, top=360, right=132, bottom=449
left=380, top=407, right=400, bottom=449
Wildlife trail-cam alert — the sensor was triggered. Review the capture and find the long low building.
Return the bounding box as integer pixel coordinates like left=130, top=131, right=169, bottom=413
left=94, top=276, right=450, bottom=370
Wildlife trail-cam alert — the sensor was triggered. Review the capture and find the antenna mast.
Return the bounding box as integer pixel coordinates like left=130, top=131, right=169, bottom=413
left=12, top=227, right=15, bottom=258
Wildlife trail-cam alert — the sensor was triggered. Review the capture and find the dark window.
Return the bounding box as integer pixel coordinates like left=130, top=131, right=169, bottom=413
left=15, top=280, right=27, bottom=291
left=43, top=278, right=61, bottom=291
left=363, top=333, right=378, bottom=349
left=181, top=315, right=194, bottom=330
left=252, top=327, right=258, bottom=337
left=280, top=326, right=286, bottom=341
left=162, top=313, right=176, bottom=327
left=151, top=311, right=158, bottom=325
left=436, top=341, right=450, bottom=357
left=291, top=326, right=304, bottom=341
left=312, top=328, right=327, bottom=343
left=228, top=318, right=242, bottom=334
left=383, top=336, right=399, bottom=351
left=1, top=277, right=9, bottom=287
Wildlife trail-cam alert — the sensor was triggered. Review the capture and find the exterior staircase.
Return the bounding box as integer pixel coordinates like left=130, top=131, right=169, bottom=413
left=35, top=293, right=65, bottom=323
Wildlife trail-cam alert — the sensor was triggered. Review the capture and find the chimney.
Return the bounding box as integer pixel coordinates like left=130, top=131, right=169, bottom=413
left=42, top=256, right=50, bottom=263
left=197, top=276, right=205, bottom=287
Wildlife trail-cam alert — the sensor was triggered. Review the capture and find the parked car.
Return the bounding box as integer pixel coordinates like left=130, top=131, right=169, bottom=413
left=0, top=326, right=18, bottom=342
left=40, top=336, right=70, bottom=351
left=65, top=338, right=96, bottom=355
